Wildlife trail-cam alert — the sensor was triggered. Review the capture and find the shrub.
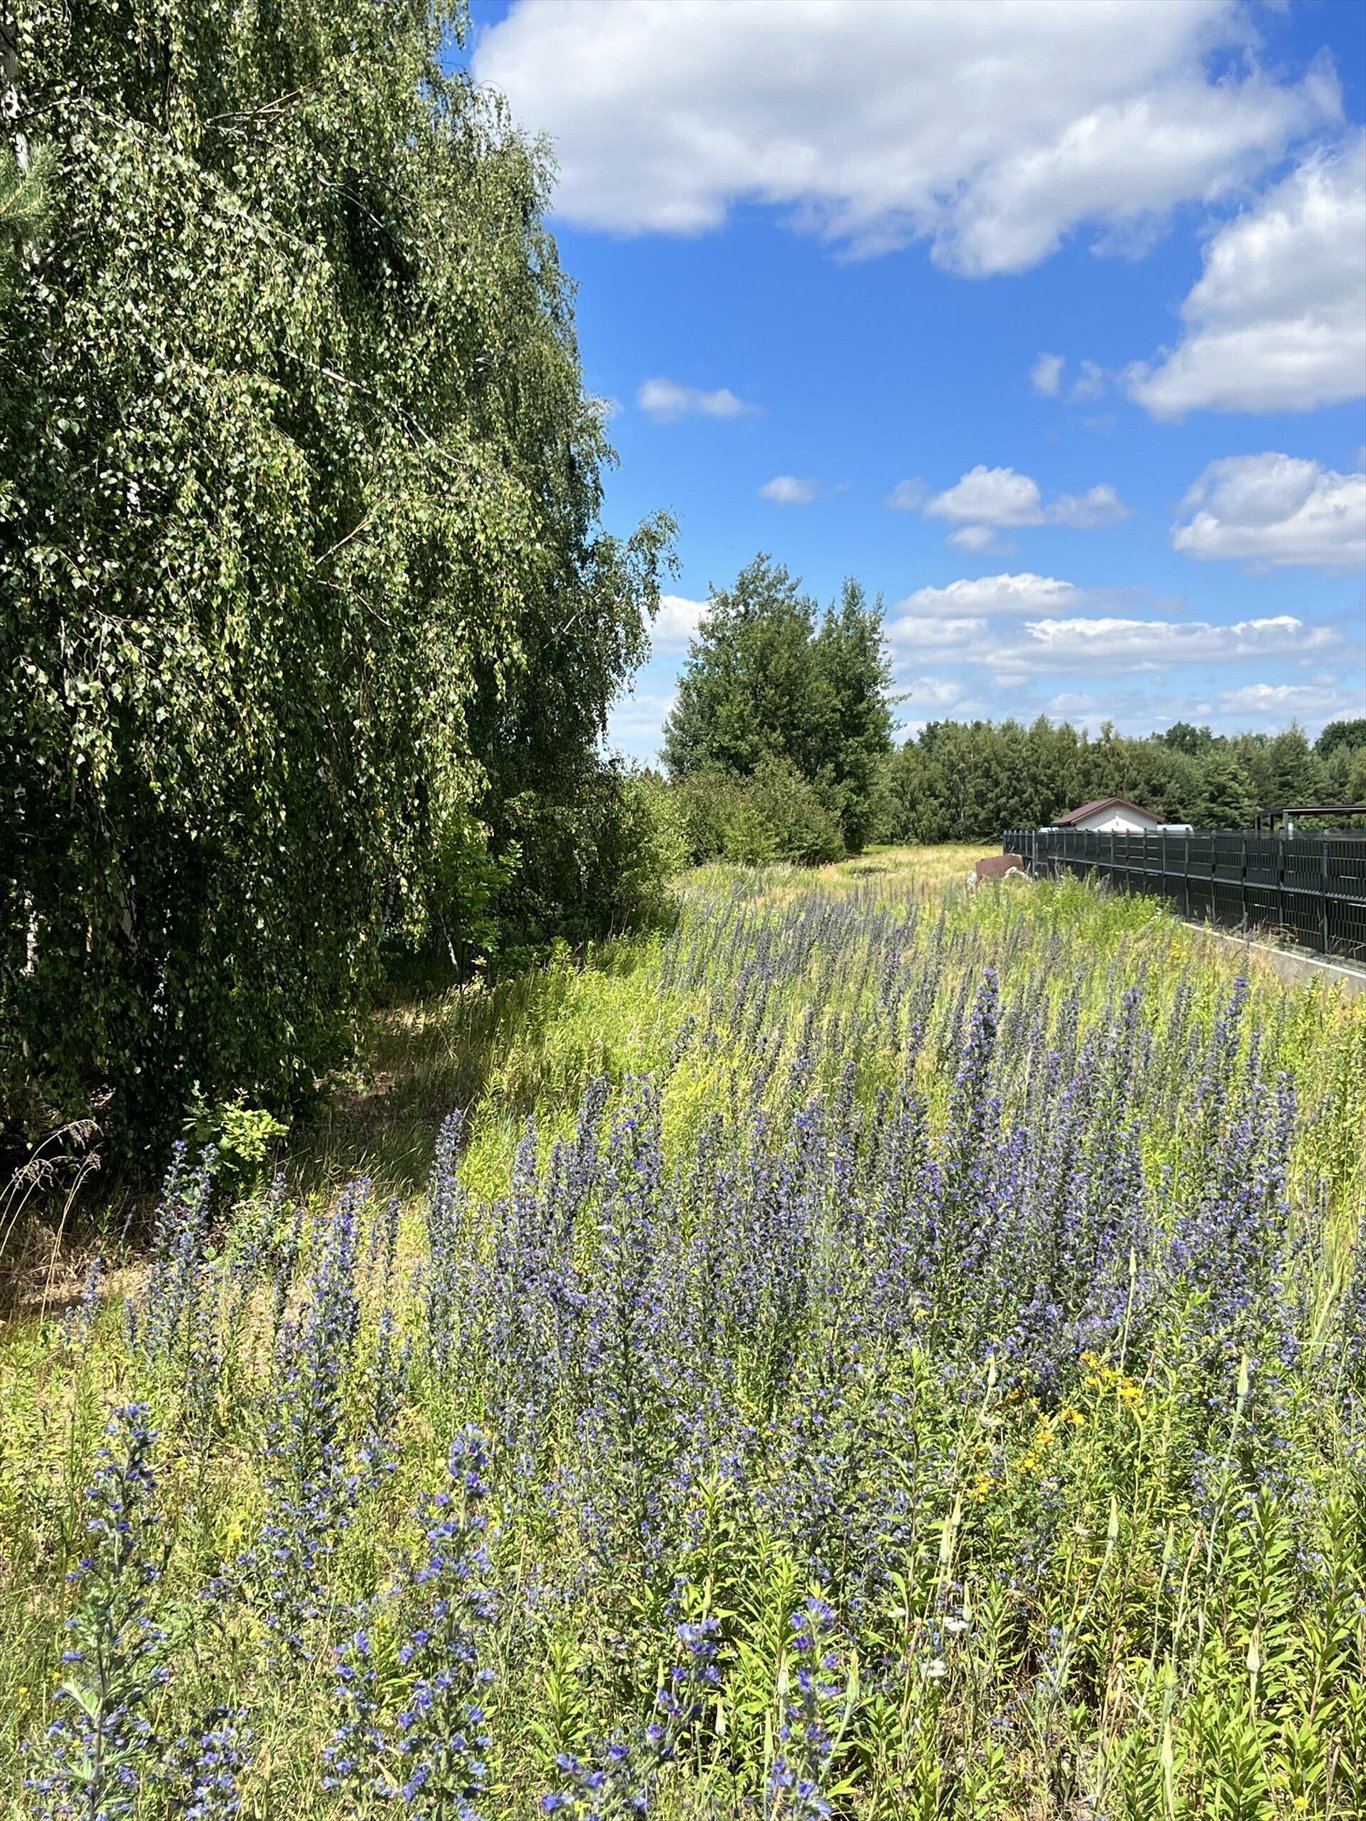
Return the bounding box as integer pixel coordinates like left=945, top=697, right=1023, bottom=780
left=674, top=762, right=844, bottom=868
left=746, top=756, right=845, bottom=866
left=490, top=760, right=679, bottom=951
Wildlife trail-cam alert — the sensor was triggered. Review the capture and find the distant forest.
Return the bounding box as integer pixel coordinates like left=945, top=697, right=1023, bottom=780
left=881, top=712, right=1366, bottom=845
left=660, top=558, right=1366, bottom=863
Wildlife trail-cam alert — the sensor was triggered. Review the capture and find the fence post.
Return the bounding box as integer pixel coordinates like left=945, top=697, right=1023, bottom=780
left=1239, top=833, right=1247, bottom=933
left=1321, top=836, right=1330, bottom=956
left=1182, top=834, right=1190, bottom=919
left=1276, top=836, right=1285, bottom=940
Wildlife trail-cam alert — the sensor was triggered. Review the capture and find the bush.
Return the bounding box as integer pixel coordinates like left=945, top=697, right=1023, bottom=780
left=674, top=760, right=844, bottom=868
left=487, top=759, right=679, bottom=952
left=747, top=756, right=845, bottom=865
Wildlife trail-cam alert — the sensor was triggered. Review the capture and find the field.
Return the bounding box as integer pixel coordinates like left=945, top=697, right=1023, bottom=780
left=2, top=848, right=1364, bottom=1819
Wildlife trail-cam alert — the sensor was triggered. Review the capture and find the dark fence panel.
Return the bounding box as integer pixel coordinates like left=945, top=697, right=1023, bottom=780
left=1002, top=828, right=1366, bottom=964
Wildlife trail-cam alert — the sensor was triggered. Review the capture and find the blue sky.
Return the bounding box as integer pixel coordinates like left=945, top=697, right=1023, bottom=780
left=461, top=0, right=1366, bottom=761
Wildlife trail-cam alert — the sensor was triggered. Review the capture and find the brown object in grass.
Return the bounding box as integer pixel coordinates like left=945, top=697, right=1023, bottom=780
left=974, top=853, right=1026, bottom=882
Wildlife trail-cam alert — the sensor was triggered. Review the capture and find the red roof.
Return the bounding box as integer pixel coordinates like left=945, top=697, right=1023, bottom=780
left=1051, top=796, right=1166, bottom=828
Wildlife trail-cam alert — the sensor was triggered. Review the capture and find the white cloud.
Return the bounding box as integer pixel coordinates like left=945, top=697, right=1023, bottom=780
left=604, top=689, right=677, bottom=760
left=1128, top=134, right=1366, bottom=416
left=885, top=479, right=926, bottom=512
left=1173, top=453, right=1366, bottom=570
left=1049, top=484, right=1130, bottom=528
left=1036, top=687, right=1220, bottom=734
left=886, top=616, right=988, bottom=652
left=1031, top=353, right=1065, bottom=396
left=1043, top=692, right=1104, bottom=717
left=923, top=465, right=1130, bottom=532
left=1219, top=681, right=1364, bottom=717
left=900, top=573, right=1094, bottom=618
left=652, top=593, right=710, bottom=647
left=637, top=377, right=754, bottom=422
left=895, top=676, right=971, bottom=710
left=984, top=613, right=1338, bottom=676
left=947, top=525, right=998, bottom=551
left=758, top=474, right=819, bottom=506
left=474, top=0, right=1337, bottom=273
left=1070, top=360, right=1108, bottom=402
left=588, top=393, right=623, bottom=421
left=926, top=466, right=1045, bottom=526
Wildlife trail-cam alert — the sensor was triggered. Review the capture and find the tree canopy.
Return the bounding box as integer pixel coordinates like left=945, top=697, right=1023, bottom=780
left=662, top=556, right=892, bottom=855
left=1, top=0, right=670, bottom=1166
left=884, top=716, right=1360, bottom=844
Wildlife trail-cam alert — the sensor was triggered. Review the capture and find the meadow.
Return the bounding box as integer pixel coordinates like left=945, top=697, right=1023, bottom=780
left=2, top=849, right=1364, bottom=1819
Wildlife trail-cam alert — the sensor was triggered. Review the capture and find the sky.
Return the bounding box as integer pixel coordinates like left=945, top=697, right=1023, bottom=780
left=460, top=0, right=1366, bottom=762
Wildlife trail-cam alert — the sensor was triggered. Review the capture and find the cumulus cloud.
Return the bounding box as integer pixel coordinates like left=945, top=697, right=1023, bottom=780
left=474, top=0, right=1337, bottom=273
left=1043, top=692, right=1105, bottom=717
left=886, top=616, right=989, bottom=653
left=651, top=594, right=710, bottom=647
left=1049, top=485, right=1129, bottom=528
left=1128, top=134, right=1366, bottom=416
left=1219, top=681, right=1364, bottom=717
left=1172, top=453, right=1366, bottom=570
left=947, top=525, right=998, bottom=551
left=894, top=676, right=972, bottom=711
left=1037, top=688, right=1219, bottom=733
left=926, top=466, right=1045, bottom=527
left=884, top=479, right=927, bottom=512
left=899, top=573, right=1095, bottom=618
left=588, top=394, right=623, bottom=421
left=922, top=465, right=1130, bottom=535
left=758, top=475, right=819, bottom=506
left=1070, top=360, right=1108, bottom=402
left=637, top=377, right=754, bottom=422
left=983, top=613, right=1338, bottom=677
left=1031, top=353, right=1065, bottom=396
left=604, top=689, right=677, bottom=759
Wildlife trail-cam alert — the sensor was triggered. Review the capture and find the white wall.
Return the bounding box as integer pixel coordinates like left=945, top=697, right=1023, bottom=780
left=1073, top=807, right=1164, bottom=833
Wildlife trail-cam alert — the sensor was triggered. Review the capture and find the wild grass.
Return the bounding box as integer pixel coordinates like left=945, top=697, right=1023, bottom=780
left=2, top=849, right=1363, bottom=1818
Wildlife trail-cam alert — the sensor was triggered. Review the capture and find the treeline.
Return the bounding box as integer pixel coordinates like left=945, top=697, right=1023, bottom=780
left=1, top=1, right=674, bottom=1169
left=657, top=554, right=1366, bottom=863
left=885, top=715, right=1366, bottom=845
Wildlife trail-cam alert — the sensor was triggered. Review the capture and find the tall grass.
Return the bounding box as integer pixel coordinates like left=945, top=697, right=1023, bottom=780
left=2, top=853, right=1363, bottom=1818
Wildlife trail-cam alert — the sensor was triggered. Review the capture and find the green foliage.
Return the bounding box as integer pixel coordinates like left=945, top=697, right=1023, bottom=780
left=673, top=759, right=844, bottom=867
left=0, top=140, right=54, bottom=304
left=0, top=0, right=671, bottom=1168
left=1314, top=717, right=1366, bottom=760
left=1190, top=749, right=1260, bottom=830
left=492, top=759, right=681, bottom=952
left=1162, top=720, right=1217, bottom=756
left=745, top=755, right=846, bottom=865
left=883, top=713, right=1348, bottom=842
left=183, top=1087, right=289, bottom=1199
left=3, top=853, right=1363, bottom=1813
left=1255, top=725, right=1325, bottom=807
left=662, top=556, right=891, bottom=854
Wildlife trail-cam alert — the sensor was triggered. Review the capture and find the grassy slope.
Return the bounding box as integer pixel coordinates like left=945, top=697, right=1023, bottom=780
left=2, top=847, right=1364, bottom=1818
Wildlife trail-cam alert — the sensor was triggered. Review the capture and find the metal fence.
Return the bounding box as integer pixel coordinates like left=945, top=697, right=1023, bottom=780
left=1002, top=827, right=1366, bottom=964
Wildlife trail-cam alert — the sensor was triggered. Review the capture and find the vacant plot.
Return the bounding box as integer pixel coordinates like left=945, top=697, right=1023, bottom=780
left=3, top=852, right=1363, bottom=1818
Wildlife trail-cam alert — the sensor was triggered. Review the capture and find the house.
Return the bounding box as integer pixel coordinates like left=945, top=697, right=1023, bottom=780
left=1047, top=796, right=1166, bottom=834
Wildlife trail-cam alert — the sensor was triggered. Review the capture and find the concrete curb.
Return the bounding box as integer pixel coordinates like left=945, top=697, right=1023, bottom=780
left=1185, top=923, right=1366, bottom=995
